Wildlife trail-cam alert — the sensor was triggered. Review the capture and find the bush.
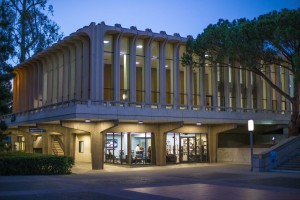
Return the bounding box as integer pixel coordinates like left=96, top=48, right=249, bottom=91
left=0, top=152, right=74, bottom=175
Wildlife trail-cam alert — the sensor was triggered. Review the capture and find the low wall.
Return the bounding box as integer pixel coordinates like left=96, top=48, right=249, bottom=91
left=217, top=148, right=269, bottom=164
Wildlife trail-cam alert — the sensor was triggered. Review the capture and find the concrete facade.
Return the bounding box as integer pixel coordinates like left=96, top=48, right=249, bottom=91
left=0, top=22, right=292, bottom=169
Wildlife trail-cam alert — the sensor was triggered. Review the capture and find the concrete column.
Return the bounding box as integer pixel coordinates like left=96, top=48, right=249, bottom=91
left=256, top=73, right=263, bottom=111
left=153, top=131, right=166, bottom=165
left=208, top=124, right=236, bottom=162
left=81, top=36, right=90, bottom=101
left=266, top=65, right=272, bottom=111
left=186, top=64, right=193, bottom=108
left=145, top=38, right=153, bottom=105
left=62, top=47, right=70, bottom=102
left=62, top=121, right=118, bottom=170
left=24, top=132, right=33, bottom=153
left=37, top=61, right=43, bottom=107
left=155, top=122, right=183, bottom=166
left=114, top=33, right=122, bottom=102
left=46, top=57, right=53, bottom=105
left=276, top=65, right=282, bottom=111
left=235, top=63, right=241, bottom=110
left=200, top=63, right=206, bottom=109
left=159, top=40, right=167, bottom=105
left=13, top=71, right=19, bottom=112
left=285, top=67, right=291, bottom=112
left=26, top=65, right=33, bottom=110
left=42, top=132, right=51, bottom=155
left=32, top=63, right=38, bottom=108
left=247, top=70, right=252, bottom=110
left=37, top=124, right=76, bottom=157
left=75, top=40, right=83, bottom=101
left=224, top=62, right=230, bottom=110
left=173, top=43, right=180, bottom=107
left=212, top=65, right=218, bottom=110
left=129, top=36, right=137, bottom=103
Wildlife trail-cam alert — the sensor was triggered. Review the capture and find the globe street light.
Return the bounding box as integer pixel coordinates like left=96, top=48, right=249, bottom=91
left=248, top=119, right=254, bottom=172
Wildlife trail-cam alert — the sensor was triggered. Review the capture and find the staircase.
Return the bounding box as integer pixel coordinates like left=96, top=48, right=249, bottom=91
left=275, top=152, right=300, bottom=172
left=52, top=140, right=64, bottom=156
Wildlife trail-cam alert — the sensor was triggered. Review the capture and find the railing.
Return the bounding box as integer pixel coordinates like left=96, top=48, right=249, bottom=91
left=253, top=136, right=300, bottom=172
left=0, top=98, right=292, bottom=121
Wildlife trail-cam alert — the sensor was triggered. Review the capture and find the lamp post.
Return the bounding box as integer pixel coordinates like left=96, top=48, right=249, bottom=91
left=248, top=119, right=254, bottom=172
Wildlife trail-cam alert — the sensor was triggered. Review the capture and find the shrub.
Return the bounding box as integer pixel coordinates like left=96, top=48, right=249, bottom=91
left=0, top=152, right=74, bottom=175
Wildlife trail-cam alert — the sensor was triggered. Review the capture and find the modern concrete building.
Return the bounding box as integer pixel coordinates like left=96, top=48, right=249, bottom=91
left=0, top=22, right=291, bottom=169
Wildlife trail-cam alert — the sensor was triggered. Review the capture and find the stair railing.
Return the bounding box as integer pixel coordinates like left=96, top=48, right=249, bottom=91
left=53, top=135, right=65, bottom=155
left=253, top=136, right=300, bottom=172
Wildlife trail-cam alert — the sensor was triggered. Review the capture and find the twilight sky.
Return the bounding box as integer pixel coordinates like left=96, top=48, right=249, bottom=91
left=49, top=0, right=300, bottom=38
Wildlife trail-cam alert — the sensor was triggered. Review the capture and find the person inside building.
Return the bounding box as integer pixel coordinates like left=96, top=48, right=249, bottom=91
left=135, top=144, right=140, bottom=153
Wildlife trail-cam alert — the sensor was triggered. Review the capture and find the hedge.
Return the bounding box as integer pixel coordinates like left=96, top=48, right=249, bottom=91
left=0, top=152, right=74, bottom=175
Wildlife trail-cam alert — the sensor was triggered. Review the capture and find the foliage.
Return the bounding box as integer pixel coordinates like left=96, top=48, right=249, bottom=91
left=0, top=152, right=75, bottom=175
left=0, top=0, right=14, bottom=115
left=2, top=0, right=63, bottom=63
left=183, top=9, right=300, bottom=136
left=0, top=121, right=11, bottom=152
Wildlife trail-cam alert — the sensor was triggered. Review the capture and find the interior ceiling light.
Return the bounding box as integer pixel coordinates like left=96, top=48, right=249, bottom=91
left=165, top=65, right=168, bottom=68
left=136, top=45, right=143, bottom=48
left=103, top=40, right=109, bottom=44
left=136, top=61, right=140, bottom=65
left=138, top=121, right=143, bottom=124
left=196, top=122, right=202, bottom=126
left=85, top=119, right=91, bottom=123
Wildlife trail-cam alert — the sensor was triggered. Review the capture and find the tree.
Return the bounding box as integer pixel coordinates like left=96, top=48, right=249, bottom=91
left=0, top=0, right=14, bottom=151
left=183, top=9, right=300, bottom=137
left=4, top=0, right=63, bottom=63
left=0, top=0, right=14, bottom=115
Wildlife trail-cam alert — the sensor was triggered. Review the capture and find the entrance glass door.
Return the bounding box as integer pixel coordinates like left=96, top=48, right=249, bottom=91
left=180, top=137, right=196, bottom=162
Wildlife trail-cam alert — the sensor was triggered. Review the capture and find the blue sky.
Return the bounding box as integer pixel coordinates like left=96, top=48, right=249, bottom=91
left=50, top=0, right=300, bottom=38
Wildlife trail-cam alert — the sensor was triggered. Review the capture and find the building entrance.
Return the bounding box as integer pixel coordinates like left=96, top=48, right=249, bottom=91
left=180, top=137, right=196, bottom=162
left=166, top=133, right=208, bottom=163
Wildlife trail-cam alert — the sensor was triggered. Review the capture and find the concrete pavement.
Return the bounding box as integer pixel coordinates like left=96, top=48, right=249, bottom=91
left=1, top=162, right=300, bottom=200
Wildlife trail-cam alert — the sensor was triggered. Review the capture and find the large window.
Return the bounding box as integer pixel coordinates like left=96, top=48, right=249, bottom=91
left=120, top=37, right=130, bottom=101
left=166, top=133, right=208, bottom=163
left=151, top=41, right=160, bottom=103
left=104, top=35, right=114, bottom=100
left=165, top=43, right=174, bottom=104
left=179, top=46, right=187, bottom=105
left=105, top=132, right=128, bottom=164
left=105, top=132, right=152, bottom=165
left=136, top=39, right=145, bottom=102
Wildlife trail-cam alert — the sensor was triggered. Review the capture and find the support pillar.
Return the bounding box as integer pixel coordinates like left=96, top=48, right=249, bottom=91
left=62, top=120, right=118, bottom=170
left=208, top=124, right=236, bottom=162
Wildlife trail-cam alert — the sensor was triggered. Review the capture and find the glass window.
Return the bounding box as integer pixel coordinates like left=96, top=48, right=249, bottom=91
left=79, top=141, right=84, bottom=153
left=131, top=132, right=152, bottom=165
left=136, top=39, right=145, bottom=102
left=166, top=43, right=174, bottom=104
left=120, top=37, right=130, bottom=101
left=166, top=133, right=208, bottom=163
left=104, top=35, right=114, bottom=100
left=179, top=46, right=187, bottom=105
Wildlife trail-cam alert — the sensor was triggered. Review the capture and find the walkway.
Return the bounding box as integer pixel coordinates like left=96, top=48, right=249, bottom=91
left=1, top=163, right=300, bottom=200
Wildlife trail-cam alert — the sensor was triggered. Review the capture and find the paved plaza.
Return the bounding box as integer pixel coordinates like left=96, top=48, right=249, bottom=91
left=1, top=163, right=300, bottom=200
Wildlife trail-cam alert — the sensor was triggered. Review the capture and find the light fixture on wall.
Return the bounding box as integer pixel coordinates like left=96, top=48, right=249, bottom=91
left=138, top=121, right=143, bottom=124
left=85, top=119, right=91, bottom=123
left=136, top=45, right=143, bottom=48
left=103, top=40, right=109, bottom=44
left=196, top=122, right=202, bottom=126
